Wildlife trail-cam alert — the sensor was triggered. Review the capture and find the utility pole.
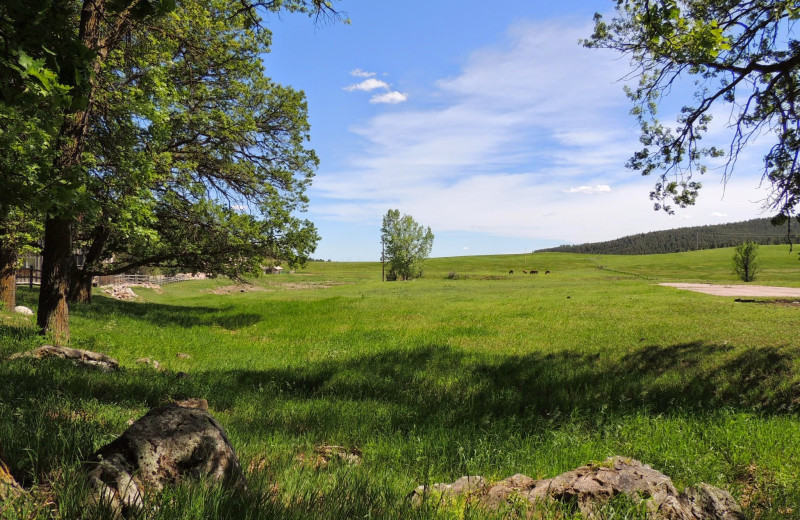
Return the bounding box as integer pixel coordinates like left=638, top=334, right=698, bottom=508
left=381, top=236, right=385, bottom=282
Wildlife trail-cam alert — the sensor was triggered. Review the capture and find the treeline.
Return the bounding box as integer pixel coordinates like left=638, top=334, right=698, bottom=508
left=538, top=218, right=798, bottom=255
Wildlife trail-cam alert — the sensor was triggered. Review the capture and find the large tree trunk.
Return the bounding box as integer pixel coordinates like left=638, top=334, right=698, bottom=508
left=36, top=0, right=107, bottom=341
left=37, top=217, right=72, bottom=345
left=69, top=273, right=93, bottom=304
left=0, top=244, right=17, bottom=311
left=69, top=225, right=111, bottom=304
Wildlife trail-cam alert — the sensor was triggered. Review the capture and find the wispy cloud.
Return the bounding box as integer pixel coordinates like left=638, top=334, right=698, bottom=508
left=344, top=78, right=390, bottom=92
left=565, top=185, right=612, bottom=194
left=350, top=68, right=375, bottom=78
left=312, top=18, right=769, bottom=246
left=370, top=91, right=408, bottom=104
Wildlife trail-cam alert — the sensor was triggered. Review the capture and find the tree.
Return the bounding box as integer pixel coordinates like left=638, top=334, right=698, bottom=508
left=733, top=241, right=760, bottom=282
left=584, top=1, right=800, bottom=224
left=0, top=0, right=340, bottom=343
left=67, top=0, right=320, bottom=302
left=380, top=209, right=434, bottom=281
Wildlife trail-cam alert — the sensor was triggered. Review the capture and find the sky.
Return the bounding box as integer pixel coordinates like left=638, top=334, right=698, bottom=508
left=261, top=0, right=776, bottom=261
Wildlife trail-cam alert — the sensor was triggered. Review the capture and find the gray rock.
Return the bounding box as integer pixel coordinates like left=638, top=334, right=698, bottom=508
left=134, top=357, right=163, bottom=371
left=9, top=345, right=118, bottom=372
left=13, top=306, right=33, bottom=316
left=411, top=476, right=486, bottom=506
left=411, top=457, right=743, bottom=520
left=86, top=403, right=245, bottom=516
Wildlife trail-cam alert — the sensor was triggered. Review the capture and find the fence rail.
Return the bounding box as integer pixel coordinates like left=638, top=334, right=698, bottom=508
left=15, top=268, right=41, bottom=289
left=16, top=271, right=194, bottom=287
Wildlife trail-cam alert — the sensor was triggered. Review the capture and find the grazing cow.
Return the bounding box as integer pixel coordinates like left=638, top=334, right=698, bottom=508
left=508, top=270, right=514, bottom=274
left=523, top=270, right=528, bottom=274
left=531, top=270, right=538, bottom=275
left=545, top=270, right=551, bottom=274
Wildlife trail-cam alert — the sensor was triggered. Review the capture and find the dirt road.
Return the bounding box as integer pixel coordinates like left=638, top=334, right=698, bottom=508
left=659, top=283, right=800, bottom=298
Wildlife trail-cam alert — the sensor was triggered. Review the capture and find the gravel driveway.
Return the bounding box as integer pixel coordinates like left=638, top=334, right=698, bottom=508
left=659, top=283, right=800, bottom=297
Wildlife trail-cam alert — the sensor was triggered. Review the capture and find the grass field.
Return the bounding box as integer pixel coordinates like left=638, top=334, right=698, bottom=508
left=1, top=246, right=799, bottom=518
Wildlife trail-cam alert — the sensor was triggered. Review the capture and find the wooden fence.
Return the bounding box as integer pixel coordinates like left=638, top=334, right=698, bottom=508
left=16, top=271, right=193, bottom=288
left=15, top=268, right=41, bottom=289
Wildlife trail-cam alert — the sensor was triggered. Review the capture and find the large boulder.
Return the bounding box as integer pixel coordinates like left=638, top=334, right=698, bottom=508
left=411, top=457, right=744, bottom=519
left=9, top=345, right=118, bottom=372
left=87, top=403, right=246, bottom=516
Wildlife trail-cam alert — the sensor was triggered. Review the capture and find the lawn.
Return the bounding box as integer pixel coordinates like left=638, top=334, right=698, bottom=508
left=1, top=247, right=798, bottom=518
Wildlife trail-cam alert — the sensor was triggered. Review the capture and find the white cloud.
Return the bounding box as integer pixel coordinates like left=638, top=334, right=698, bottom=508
left=344, top=78, right=390, bottom=92
left=370, top=91, right=408, bottom=104
left=312, top=18, right=770, bottom=247
left=565, top=185, right=612, bottom=194
left=351, top=68, right=375, bottom=77
left=712, top=212, right=728, bottom=217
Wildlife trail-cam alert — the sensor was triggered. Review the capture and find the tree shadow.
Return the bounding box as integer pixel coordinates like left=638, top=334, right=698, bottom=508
left=1, top=338, right=798, bottom=486
left=12, top=286, right=262, bottom=330
left=69, top=296, right=262, bottom=330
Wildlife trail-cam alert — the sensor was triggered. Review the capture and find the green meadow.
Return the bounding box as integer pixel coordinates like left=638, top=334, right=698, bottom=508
left=1, top=246, right=799, bottom=518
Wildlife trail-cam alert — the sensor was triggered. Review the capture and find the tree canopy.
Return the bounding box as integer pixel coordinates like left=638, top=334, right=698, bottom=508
left=381, top=209, right=434, bottom=281
left=68, top=0, right=321, bottom=301
left=0, top=0, right=340, bottom=342
left=584, top=0, right=800, bottom=221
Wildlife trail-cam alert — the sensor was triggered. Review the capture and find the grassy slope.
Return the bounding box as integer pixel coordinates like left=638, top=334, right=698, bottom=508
left=1, top=246, right=799, bottom=518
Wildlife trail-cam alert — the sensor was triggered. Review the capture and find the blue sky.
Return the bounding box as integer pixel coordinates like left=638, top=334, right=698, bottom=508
left=262, top=0, right=774, bottom=261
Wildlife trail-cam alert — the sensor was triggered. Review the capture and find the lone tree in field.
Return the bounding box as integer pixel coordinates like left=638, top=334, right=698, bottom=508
left=380, top=209, right=434, bottom=281
left=733, top=241, right=760, bottom=282
left=584, top=1, right=800, bottom=226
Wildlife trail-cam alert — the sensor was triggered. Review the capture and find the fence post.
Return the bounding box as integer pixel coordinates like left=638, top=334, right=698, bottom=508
left=29, top=269, right=33, bottom=290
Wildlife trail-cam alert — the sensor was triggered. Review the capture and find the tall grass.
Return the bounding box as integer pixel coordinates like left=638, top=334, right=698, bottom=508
left=1, top=247, right=799, bottom=518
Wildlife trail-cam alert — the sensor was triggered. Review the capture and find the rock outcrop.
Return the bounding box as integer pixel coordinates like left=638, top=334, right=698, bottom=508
left=411, top=457, right=744, bottom=519
left=9, top=345, right=119, bottom=372
left=87, top=403, right=245, bottom=516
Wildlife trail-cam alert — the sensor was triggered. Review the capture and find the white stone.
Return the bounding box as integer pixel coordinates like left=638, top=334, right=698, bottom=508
left=13, top=306, right=33, bottom=316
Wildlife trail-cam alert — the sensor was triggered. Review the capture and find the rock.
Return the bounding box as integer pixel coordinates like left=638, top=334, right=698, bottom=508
left=411, top=476, right=486, bottom=507
left=296, top=445, right=362, bottom=470
left=134, top=357, right=162, bottom=371
left=174, top=398, right=208, bottom=411
left=411, top=457, right=743, bottom=520
left=9, top=345, right=118, bottom=372
left=176, top=353, right=191, bottom=359
left=675, top=483, right=746, bottom=520
left=104, top=285, right=138, bottom=301
left=13, top=306, right=33, bottom=316
left=87, top=404, right=245, bottom=516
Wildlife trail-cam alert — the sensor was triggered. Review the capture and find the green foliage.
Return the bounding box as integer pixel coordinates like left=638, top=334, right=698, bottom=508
left=584, top=0, right=800, bottom=219
left=71, top=0, right=321, bottom=280
left=381, top=209, right=434, bottom=281
left=733, top=241, right=760, bottom=282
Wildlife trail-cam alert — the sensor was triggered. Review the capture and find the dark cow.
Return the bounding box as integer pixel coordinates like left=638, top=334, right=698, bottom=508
left=508, top=270, right=514, bottom=275
left=531, top=270, right=538, bottom=275
left=545, top=270, right=551, bottom=274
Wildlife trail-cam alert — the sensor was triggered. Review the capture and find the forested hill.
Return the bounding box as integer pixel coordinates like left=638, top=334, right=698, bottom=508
left=538, top=218, right=798, bottom=255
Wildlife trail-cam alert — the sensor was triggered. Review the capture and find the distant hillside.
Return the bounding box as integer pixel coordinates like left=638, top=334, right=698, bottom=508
left=537, top=218, right=799, bottom=255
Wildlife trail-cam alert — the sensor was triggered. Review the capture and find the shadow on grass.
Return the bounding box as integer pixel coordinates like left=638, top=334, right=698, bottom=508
left=12, top=286, right=263, bottom=330
left=2, top=339, right=797, bottom=436
left=210, top=342, right=799, bottom=432
left=72, top=296, right=262, bottom=331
